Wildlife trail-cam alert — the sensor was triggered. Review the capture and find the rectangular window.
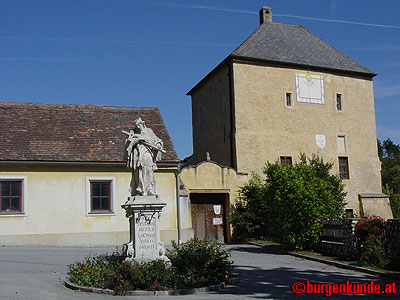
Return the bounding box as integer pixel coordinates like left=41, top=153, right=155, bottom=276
left=336, top=93, right=343, bottom=111
left=0, top=181, right=22, bottom=214
left=345, top=209, right=354, bottom=218
left=86, top=177, right=115, bottom=216
left=90, top=181, right=111, bottom=213
left=337, top=135, right=346, bottom=153
left=338, top=157, right=349, bottom=179
left=280, top=156, right=292, bottom=166
left=285, top=93, right=292, bottom=107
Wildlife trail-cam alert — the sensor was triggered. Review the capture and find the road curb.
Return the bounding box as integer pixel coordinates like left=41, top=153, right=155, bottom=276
left=64, top=280, right=225, bottom=296
left=248, top=242, right=400, bottom=280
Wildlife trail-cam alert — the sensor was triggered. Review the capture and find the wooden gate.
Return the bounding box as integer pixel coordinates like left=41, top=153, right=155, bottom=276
left=190, top=193, right=227, bottom=243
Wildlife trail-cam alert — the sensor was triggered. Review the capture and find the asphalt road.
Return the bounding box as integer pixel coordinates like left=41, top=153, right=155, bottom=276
left=0, top=244, right=398, bottom=300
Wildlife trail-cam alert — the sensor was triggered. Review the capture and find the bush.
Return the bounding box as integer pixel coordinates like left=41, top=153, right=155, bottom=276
left=168, top=239, right=233, bottom=288
left=67, top=251, right=124, bottom=288
left=359, top=236, right=387, bottom=267
left=230, top=154, right=346, bottom=250
left=102, top=260, right=170, bottom=295
left=355, top=216, right=387, bottom=267
left=355, top=215, right=385, bottom=243
left=67, top=239, right=232, bottom=296
left=230, top=174, right=267, bottom=242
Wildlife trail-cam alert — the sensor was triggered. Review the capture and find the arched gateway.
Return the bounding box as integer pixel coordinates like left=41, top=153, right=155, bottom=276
left=180, top=161, right=248, bottom=243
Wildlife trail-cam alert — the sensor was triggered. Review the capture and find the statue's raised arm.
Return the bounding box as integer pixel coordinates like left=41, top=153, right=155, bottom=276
left=123, top=118, right=164, bottom=197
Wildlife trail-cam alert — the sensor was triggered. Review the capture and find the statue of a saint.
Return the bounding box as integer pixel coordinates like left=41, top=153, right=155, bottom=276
left=124, top=118, right=164, bottom=196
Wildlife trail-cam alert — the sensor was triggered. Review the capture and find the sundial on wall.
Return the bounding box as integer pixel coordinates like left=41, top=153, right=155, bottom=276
left=295, top=72, right=325, bottom=104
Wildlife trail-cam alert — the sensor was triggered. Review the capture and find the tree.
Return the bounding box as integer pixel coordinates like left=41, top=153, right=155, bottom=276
left=230, top=154, right=346, bottom=250
left=378, top=138, right=400, bottom=217
left=381, top=139, right=400, bottom=160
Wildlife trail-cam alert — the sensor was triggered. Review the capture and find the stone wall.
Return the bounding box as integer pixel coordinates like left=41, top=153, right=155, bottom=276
left=386, top=219, right=400, bottom=260
left=317, top=219, right=359, bottom=259
left=318, top=218, right=400, bottom=260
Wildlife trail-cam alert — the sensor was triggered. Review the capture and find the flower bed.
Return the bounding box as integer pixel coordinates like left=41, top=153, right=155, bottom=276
left=67, top=239, right=233, bottom=296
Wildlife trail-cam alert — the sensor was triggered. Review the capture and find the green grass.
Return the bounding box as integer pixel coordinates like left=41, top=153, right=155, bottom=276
left=249, top=239, right=281, bottom=246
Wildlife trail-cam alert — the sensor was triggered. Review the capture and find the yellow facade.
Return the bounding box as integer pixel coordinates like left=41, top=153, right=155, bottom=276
left=0, top=163, right=191, bottom=246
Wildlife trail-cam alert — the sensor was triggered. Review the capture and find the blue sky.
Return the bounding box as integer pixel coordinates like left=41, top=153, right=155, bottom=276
left=1, top=0, right=399, bottom=159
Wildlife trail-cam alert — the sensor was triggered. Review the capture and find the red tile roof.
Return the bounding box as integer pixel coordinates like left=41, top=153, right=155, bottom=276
left=0, top=102, right=179, bottom=163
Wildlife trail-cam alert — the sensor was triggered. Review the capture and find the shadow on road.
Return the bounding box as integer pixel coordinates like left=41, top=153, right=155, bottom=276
left=218, top=245, right=400, bottom=299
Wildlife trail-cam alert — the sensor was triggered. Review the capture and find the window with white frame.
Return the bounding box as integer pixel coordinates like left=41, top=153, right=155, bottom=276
left=0, top=177, right=26, bottom=215
left=86, top=177, right=116, bottom=215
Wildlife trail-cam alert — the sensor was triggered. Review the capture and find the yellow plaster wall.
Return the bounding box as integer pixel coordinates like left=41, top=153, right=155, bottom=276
left=180, top=162, right=247, bottom=196
left=232, top=62, right=382, bottom=215
left=190, top=64, right=233, bottom=166
left=0, top=166, right=185, bottom=245
left=180, top=161, right=249, bottom=238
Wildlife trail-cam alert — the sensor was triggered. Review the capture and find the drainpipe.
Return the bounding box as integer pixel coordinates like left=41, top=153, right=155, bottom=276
left=175, top=163, right=182, bottom=245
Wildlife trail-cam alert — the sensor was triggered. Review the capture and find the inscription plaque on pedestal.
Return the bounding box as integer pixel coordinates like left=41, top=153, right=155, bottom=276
left=122, top=196, right=170, bottom=266
left=135, top=214, right=157, bottom=259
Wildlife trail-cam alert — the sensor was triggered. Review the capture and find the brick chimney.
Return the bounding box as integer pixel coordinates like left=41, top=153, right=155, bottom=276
left=259, top=6, right=272, bottom=25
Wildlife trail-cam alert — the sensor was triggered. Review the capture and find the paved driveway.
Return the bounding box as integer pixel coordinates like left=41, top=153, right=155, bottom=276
left=0, top=244, right=398, bottom=299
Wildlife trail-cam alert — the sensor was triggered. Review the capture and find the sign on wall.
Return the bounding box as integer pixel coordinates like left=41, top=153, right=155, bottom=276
left=295, top=73, right=325, bottom=104
left=213, top=218, right=223, bottom=225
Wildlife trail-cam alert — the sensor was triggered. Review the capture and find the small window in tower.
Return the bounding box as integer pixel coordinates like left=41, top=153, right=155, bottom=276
left=280, top=156, right=292, bottom=166
left=285, top=93, right=293, bottom=107
left=338, top=157, right=349, bottom=179
left=336, top=94, right=343, bottom=111
left=345, top=209, right=354, bottom=218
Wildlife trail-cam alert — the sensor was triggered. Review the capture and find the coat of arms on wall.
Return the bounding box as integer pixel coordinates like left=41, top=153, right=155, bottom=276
left=315, top=135, right=326, bottom=149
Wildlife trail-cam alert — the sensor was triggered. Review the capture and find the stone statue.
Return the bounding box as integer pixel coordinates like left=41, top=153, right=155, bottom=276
left=123, top=118, right=164, bottom=196
left=121, top=117, right=170, bottom=266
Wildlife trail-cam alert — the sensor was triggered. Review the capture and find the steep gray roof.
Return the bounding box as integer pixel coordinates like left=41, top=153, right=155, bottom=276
left=231, top=21, right=374, bottom=76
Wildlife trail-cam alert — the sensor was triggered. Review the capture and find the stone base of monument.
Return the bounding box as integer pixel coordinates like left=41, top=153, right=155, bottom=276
left=121, top=196, right=171, bottom=267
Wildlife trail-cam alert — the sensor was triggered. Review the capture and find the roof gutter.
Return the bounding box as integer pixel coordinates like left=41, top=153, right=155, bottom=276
left=231, top=55, right=377, bottom=78
left=0, top=160, right=180, bottom=167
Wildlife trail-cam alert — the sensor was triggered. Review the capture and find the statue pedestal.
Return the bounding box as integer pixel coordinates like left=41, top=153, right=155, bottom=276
left=121, top=196, right=170, bottom=266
